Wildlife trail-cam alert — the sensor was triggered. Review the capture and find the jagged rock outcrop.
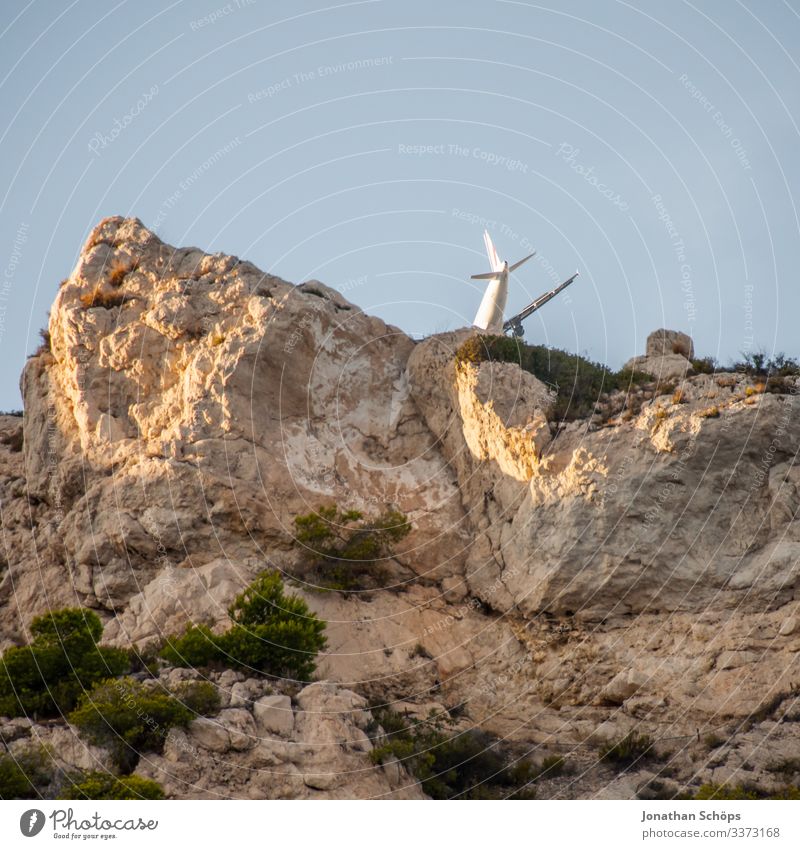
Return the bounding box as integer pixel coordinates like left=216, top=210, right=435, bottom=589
left=11, top=216, right=468, bottom=635
left=623, top=328, right=694, bottom=380
left=409, top=335, right=800, bottom=620
left=3, top=217, right=800, bottom=799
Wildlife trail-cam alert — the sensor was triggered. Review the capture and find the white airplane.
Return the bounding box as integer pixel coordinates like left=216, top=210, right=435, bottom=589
left=470, top=229, right=578, bottom=337
left=471, top=230, right=535, bottom=333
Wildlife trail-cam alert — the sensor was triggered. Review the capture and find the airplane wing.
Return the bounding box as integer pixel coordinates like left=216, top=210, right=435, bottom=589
left=503, top=272, right=579, bottom=336
left=508, top=252, right=536, bottom=272
left=483, top=229, right=503, bottom=272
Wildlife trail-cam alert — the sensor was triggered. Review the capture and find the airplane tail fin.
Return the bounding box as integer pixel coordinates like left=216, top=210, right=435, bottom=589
left=483, top=230, right=503, bottom=272
left=508, top=251, right=536, bottom=272
left=471, top=270, right=500, bottom=280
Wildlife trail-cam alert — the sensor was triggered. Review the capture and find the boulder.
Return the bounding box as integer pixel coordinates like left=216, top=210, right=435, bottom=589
left=622, top=328, right=694, bottom=380
left=646, top=328, right=694, bottom=360
left=623, top=352, right=692, bottom=381
left=188, top=717, right=230, bottom=753
left=601, top=669, right=649, bottom=705
left=253, top=695, right=294, bottom=737
left=218, top=708, right=257, bottom=751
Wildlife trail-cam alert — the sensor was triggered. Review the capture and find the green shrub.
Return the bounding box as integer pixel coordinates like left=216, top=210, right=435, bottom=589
left=0, top=747, right=52, bottom=800
left=126, top=643, right=162, bottom=678
left=293, top=506, right=411, bottom=591
left=60, top=771, right=165, bottom=800
left=0, top=608, right=129, bottom=718
left=161, top=571, right=327, bottom=682
left=598, top=731, right=654, bottom=767
left=220, top=570, right=327, bottom=679
left=538, top=754, right=566, bottom=778
left=368, top=709, right=535, bottom=799
left=160, top=625, right=223, bottom=669
left=691, top=356, right=718, bottom=375
left=172, top=680, right=220, bottom=716
left=69, top=677, right=193, bottom=773
left=731, top=351, right=800, bottom=377
left=695, top=782, right=800, bottom=800
left=504, top=758, right=541, bottom=789
left=703, top=733, right=724, bottom=750
left=455, top=335, right=653, bottom=422
left=505, top=753, right=565, bottom=787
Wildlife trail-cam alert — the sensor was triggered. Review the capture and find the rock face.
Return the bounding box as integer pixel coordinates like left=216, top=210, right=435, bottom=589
left=623, top=328, right=694, bottom=380
left=3, top=217, right=800, bottom=799
left=11, top=216, right=467, bottom=643
left=410, top=336, right=800, bottom=620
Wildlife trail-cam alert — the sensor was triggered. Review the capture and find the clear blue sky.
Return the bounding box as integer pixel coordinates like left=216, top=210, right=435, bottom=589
left=1, top=0, right=799, bottom=409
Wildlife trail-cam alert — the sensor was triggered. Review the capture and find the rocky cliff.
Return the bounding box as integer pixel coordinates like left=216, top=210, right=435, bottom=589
left=2, top=217, right=799, bottom=799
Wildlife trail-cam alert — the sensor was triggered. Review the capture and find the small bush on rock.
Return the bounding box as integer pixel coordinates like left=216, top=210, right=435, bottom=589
left=79, top=287, right=131, bottom=310
left=161, top=571, right=327, bottom=682
left=731, top=351, right=800, bottom=377
left=70, top=677, right=193, bottom=773
left=598, top=731, right=654, bottom=767
left=172, top=680, right=220, bottom=716
left=538, top=754, right=566, bottom=778
left=60, top=771, right=165, bottom=800
left=0, top=608, right=129, bottom=718
left=695, top=782, right=800, bottom=800
left=36, top=327, right=51, bottom=355
left=369, top=709, right=536, bottom=799
left=0, top=746, right=52, bottom=799
left=293, top=505, right=411, bottom=591
left=160, top=625, right=222, bottom=669
left=691, top=357, right=717, bottom=374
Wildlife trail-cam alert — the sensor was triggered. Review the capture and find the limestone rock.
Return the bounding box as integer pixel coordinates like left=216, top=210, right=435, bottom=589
left=10, top=215, right=469, bottom=640
left=253, top=695, right=294, bottom=737
left=135, top=679, right=424, bottom=799
left=410, top=330, right=800, bottom=618
left=624, top=352, right=692, bottom=381
left=0, top=717, right=32, bottom=744
left=623, top=328, right=694, bottom=380
left=188, top=717, right=230, bottom=753
left=601, top=669, right=649, bottom=705
left=594, top=770, right=656, bottom=800
left=716, top=650, right=759, bottom=670
left=218, top=708, right=257, bottom=750
left=646, top=328, right=694, bottom=360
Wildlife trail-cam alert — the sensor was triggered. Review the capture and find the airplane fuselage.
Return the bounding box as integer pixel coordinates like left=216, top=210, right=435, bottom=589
left=473, top=261, right=508, bottom=333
